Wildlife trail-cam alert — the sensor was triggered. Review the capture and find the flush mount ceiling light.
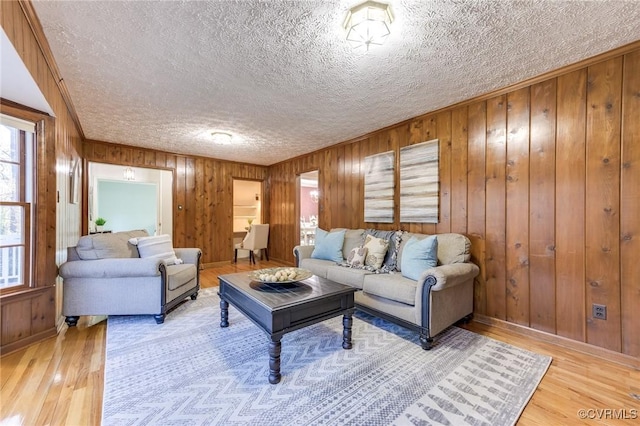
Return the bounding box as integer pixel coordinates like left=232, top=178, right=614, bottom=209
left=211, top=132, right=233, bottom=145
left=123, top=167, right=135, bottom=181
left=343, top=1, right=393, bottom=51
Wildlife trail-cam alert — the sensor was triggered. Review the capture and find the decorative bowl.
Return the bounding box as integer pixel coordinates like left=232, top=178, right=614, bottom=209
left=248, top=267, right=313, bottom=284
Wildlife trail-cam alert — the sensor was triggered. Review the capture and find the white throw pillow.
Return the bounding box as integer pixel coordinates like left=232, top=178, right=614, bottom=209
left=363, top=235, right=389, bottom=270
left=131, top=234, right=183, bottom=265
left=347, top=246, right=368, bottom=268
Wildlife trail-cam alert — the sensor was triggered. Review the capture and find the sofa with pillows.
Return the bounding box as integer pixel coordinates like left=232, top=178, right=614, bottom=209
left=59, top=230, right=201, bottom=325
left=293, top=228, right=479, bottom=349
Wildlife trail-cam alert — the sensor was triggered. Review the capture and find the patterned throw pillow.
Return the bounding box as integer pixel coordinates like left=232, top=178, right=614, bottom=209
left=364, top=229, right=402, bottom=272
left=363, top=235, right=389, bottom=270
left=347, top=246, right=368, bottom=268
left=130, top=234, right=183, bottom=265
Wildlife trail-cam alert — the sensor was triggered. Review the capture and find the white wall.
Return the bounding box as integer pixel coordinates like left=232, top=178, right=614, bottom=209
left=88, top=163, right=173, bottom=237
left=232, top=180, right=262, bottom=233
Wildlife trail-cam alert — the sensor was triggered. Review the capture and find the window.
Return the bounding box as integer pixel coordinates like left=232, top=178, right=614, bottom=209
left=0, top=114, right=35, bottom=291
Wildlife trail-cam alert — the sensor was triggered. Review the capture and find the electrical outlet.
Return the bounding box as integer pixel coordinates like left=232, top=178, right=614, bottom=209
left=593, top=304, right=607, bottom=320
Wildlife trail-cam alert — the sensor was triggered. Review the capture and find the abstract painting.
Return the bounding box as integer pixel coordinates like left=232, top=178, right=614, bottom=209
left=400, top=139, right=439, bottom=223
left=364, top=150, right=395, bottom=223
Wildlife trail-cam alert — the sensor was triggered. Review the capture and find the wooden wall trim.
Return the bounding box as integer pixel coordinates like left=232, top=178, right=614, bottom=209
left=0, top=284, right=54, bottom=303
left=0, top=99, right=49, bottom=121
left=0, top=327, right=57, bottom=357
left=473, top=314, right=640, bottom=370
left=17, top=0, right=85, bottom=139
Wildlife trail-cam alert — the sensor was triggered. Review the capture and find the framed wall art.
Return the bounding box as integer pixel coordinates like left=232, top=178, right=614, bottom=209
left=400, top=139, right=439, bottom=223
left=363, top=150, right=395, bottom=223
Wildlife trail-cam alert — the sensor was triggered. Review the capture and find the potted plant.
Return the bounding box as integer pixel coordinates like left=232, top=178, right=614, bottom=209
left=95, top=217, right=107, bottom=232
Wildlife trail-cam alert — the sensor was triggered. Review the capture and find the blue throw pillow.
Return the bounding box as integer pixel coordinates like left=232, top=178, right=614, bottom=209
left=400, top=235, right=438, bottom=281
left=311, top=228, right=346, bottom=262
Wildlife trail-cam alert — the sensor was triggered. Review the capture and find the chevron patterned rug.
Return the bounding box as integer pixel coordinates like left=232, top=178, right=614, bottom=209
left=102, top=288, right=551, bottom=425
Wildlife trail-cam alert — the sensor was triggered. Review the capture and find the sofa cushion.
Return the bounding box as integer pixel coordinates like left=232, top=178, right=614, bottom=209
left=311, top=228, right=346, bottom=262
left=435, top=233, right=472, bottom=264
left=400, top=235, right=438, bottom=280
left=326, top=265, right=372, bottom=290
left=166, top=263, right=197, bottom=291
left=398, top=232, right=470, bottom=267
left=299, top=258, right=333, bottom=279
left=364, top=229, right=402, bottom=271
left=362, top=273, right=417, bottom=306
left=339, top=228, right=365, bottom=259
left=363, top=234, right=389, bottom=269
left=132, top=234, right=182, bottom=265
left=75, top=230, right=148, bottom=260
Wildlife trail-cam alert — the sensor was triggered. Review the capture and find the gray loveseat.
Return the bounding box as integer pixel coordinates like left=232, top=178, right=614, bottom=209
left=294, top=229, right=479, bottom=349
left=59, top=230, right=201, bottom=325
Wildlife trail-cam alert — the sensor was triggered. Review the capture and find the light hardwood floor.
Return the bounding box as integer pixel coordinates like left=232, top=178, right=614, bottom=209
left=2, top=260, right=639, bottom=425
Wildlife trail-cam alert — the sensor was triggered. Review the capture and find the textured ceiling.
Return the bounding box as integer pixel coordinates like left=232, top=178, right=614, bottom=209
left=31, top=0, right=640, bottom=166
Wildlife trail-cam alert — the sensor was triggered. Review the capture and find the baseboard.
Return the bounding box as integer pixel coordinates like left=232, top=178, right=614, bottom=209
left=472, top=314, right=639, bottom=370
left=1, top=327, right=57, bottom=357
left=202, top=261, right=234, bottom=268
left=202, top=258, right=293, bottom=269
left=268, top=257, right=294, bottom=266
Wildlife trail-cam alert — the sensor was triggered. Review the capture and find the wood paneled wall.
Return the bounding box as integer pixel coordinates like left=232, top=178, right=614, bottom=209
left=268, top=46, right=640, bottom=357
left=1, top=1, right=82, bottom=354
left=83, top=141, right=269, bottom=265
left=4, top=0, right=638, bottom=360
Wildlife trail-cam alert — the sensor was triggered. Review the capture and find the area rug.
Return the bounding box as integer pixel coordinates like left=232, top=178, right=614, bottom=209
left=102, top=288, right=551, bottom=426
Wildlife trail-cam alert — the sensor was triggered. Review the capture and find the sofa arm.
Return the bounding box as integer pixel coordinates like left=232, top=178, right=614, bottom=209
left=175, top=248, right=202, bottom=266
left=415, top=263, right=480, bottom=298
left=293, top=245, right=315, bottom=266
left=59, top=258, right=163, bottom=279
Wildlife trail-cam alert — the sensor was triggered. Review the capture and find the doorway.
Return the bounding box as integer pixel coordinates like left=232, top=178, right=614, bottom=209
left=232, top=179, right=263, bottom=258
left=298, top=170, right=319, bottom=246
left=88, top=163, right=173, bottom=236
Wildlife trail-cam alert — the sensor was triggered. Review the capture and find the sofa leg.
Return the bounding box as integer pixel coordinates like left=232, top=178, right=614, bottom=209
left=190, top=291, right=198, bottom=300
left=463, top=313, right=473, bottom=324
left=65, top=316, right=79, bottom=327
left=154, top=314, right=165, bottom=324
left=420, top=331, right=433, bottom=350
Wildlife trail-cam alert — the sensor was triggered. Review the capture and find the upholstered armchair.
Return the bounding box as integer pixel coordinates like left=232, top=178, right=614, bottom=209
left=59, top=230, right=201, bottom=325
left=234, top=223, right=269, bottom=264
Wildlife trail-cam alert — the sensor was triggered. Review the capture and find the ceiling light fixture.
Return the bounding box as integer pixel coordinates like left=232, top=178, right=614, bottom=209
left=211, top=132, right=233, bottom=145
left=343, top=1, right=393, bottom=51
left=123, top=167, right=135, bottom=181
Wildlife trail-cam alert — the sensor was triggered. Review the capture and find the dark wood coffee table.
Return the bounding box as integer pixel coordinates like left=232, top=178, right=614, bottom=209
left=218, top=272, right=356, bottom=384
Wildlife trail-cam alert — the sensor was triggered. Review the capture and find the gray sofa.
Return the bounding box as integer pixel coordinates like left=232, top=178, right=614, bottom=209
left=59, top=230, right=201, bottom=325
left=294, top=229, right=479, bottom=349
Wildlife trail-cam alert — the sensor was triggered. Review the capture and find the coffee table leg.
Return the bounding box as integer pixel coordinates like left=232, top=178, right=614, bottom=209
left=268, top=337, right=282, bottom=384
left=342, top=311, right=353, bottom=349
left=220, top=299, right=229, bottom=328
